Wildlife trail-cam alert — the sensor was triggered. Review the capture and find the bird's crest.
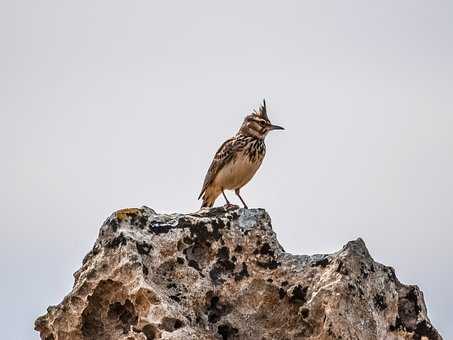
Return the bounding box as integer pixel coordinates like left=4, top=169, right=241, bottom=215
left=254, top=99, right=269, bottom=122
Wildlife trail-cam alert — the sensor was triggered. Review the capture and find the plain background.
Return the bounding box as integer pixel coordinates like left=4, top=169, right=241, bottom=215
left=1, top=1, right=452, bottom=339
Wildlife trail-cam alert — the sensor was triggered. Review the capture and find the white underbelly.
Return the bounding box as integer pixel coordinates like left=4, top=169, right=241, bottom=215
left=214, top=154, right=263, bottom=190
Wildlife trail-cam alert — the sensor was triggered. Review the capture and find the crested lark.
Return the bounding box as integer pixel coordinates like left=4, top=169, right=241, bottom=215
left=198, top=100, right=284, bottom=208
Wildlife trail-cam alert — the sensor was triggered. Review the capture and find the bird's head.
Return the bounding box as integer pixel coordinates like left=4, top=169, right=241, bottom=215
left=238, top=100, right=284, bottom=139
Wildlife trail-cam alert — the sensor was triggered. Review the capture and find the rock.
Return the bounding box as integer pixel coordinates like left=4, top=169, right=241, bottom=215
left=35, top=206, right=442, bottom=340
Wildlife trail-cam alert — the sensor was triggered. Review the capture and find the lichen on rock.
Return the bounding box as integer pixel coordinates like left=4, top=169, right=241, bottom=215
left=35, top=206, right=442, bottom=339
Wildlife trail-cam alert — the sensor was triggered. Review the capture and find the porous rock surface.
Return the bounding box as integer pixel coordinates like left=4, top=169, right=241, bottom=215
left=35, top=206, right=441, bottom=340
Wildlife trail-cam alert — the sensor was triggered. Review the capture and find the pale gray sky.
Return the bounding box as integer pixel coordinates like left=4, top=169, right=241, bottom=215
left=1, top=1, right=452, bottom=339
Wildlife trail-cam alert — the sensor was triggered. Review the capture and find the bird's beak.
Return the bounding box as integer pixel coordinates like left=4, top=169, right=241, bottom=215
left=269, top=124, right=285, bottom=131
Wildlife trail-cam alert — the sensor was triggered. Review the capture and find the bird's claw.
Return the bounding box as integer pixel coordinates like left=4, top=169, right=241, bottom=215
left=223, top=203, right=239, bottom=209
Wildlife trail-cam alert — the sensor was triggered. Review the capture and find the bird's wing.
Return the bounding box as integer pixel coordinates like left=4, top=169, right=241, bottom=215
left=198, top=137, right=238, bottom=199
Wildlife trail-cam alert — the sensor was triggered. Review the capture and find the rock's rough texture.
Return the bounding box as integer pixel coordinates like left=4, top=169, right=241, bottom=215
left=35, top=206, right=442, bottom=340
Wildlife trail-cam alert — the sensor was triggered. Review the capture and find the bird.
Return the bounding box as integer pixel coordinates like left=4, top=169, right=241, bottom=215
left=198, top=100, right=284, bottom=209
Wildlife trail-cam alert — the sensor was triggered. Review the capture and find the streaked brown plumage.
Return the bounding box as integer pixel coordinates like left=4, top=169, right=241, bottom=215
left=198, top=100, right=284, bottom=208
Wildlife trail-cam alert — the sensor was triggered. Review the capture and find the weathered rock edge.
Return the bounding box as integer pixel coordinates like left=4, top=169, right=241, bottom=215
left=35, top=206, right=442, bottom=340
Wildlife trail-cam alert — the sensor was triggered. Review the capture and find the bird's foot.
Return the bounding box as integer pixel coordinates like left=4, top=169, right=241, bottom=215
left=223, top=203, right=239, bottom=210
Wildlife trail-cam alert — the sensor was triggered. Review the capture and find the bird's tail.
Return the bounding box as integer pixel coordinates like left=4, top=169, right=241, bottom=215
left=199, top=187, right=218, bottom=208
left=201, top=201, right=211, bottom=209
left=200, top=195, right=214, bottom=208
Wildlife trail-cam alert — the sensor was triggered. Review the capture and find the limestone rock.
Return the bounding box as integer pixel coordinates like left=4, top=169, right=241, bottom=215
left=35, top=206, right=442, bottom=339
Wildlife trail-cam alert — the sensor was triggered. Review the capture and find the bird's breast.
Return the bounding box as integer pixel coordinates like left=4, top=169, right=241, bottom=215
left=214, top=150, right=265, bottom=190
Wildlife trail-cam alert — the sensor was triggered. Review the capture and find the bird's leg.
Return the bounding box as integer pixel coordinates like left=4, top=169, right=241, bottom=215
left=221, top=190, right=230, bottom=205
left=235, top=189, right=248, bottom=209
left=222, top=190, right=238, bottom=209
